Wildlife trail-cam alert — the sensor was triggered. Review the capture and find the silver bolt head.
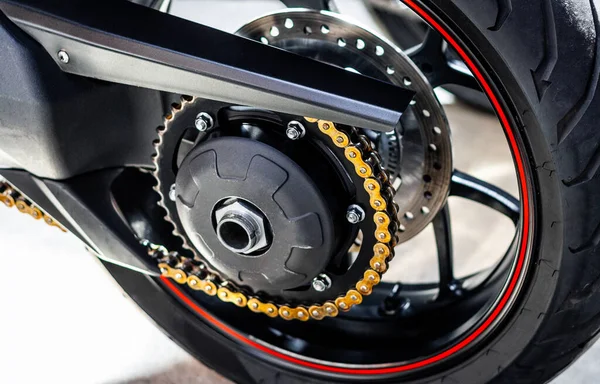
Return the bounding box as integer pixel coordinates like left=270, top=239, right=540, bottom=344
left=346, top=204, right=366, bottom=224
left=311, top=273, right=331, bottom=292
left=57, top=50, right=70, bottom=64
left=195, top=112, right=214, bottom=132
left=312, top=279, right=327, bottom=292
left=286, top=121, right=306, bottom=140
left=168, top=184, right=177, bottom=202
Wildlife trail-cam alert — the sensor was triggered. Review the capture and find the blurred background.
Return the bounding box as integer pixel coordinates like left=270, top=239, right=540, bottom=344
left=0, top=0, right=597, bottom=383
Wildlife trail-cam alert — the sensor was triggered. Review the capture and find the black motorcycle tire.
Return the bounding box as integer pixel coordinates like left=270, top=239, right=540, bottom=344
left=104, top=0, right=600, bottom=382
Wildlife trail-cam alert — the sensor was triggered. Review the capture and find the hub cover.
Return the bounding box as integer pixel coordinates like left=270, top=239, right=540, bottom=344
left=174, top=136, right=334, bottom=291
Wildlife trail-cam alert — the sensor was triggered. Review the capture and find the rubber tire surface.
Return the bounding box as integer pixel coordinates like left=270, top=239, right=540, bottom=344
left=105, top=0, right=600, bottom=382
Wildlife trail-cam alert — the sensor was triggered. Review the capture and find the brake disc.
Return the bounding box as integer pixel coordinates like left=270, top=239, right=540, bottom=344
left=237, top=9, right=452, bottom=243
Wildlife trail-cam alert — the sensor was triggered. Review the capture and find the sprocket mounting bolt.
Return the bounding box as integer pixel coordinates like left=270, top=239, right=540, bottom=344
left=168, top=184, right=177, bottom=202
left=195, top=112, right=214, bottom=132
left=286, top=121, right=306, bottom=140
left=311, top=273, right=331, bottom=292
left=346, top=204, right=365, bottom=224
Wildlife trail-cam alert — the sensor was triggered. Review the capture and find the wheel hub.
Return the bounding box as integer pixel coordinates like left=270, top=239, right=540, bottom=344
left=174, top=136, right=335, bottom=291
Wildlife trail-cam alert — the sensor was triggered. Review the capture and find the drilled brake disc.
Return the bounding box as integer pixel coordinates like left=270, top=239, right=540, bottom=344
left=237, top=9, right=452, bottom=243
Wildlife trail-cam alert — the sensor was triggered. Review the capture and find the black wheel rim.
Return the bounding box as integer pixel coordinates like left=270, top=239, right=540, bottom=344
left=133, top=1, right=535, bottom=380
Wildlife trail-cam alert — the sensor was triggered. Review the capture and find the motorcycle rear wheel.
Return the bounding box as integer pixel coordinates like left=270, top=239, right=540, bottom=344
left=106, top=0, right=600, bottom=382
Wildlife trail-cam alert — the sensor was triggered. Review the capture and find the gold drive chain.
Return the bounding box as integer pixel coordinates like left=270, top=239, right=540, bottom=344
left=152, top=99, right=402, bottom=321
left=0, top=181, right=66, bottom=232
left=0, top=108, right=401, bottom=322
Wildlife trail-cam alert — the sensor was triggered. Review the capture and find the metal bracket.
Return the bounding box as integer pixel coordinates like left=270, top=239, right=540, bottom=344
left=1, top=0, right=415, bottom=132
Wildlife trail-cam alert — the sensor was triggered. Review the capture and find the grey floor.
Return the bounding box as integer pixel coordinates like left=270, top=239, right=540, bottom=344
left=0, top=1, right=598, bottom=383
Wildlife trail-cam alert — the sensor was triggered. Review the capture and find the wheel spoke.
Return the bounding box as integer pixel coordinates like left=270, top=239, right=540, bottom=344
left=450, top=170, right=520, bottom=224
left=380, top=283, right=411, bottom=315
left=406, top=28, right=480, bottom=91
left=433, top=204, right=462, bottom=299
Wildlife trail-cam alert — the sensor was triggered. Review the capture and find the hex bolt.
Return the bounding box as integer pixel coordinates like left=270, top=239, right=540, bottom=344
left=311, top=273, right=332, bottom=292
left=168, top=184, right=177, bottom=202
left=57, top=50, right=70, bottom=64
left=286, top=120, right=306, bottom=140
left=195, top=112, right=214, bottom=132
left=346, top=204, right=365, bottom=224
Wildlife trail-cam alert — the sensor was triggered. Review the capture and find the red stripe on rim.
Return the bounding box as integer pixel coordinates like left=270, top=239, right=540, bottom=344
left=161, top=0, right=531, bottom=374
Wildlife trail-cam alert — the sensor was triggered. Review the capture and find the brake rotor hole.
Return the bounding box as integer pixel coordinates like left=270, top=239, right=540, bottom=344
left=375, top=45, right=384, bottom=56
left=304, top=26, right=312, bottom=35
left=284, top=18, right=294, bottom=29
left=260, top=36, right=269, bottom=45
left=321, top=25, right=330, bottom=34
left=403, top=77, right=412, bottom=86
left=337, top=38, right=347, bottom=47
left=386, top=66, right=395, bottom=75
left=270, top=26, right=280, bottom=37
left=356, top=39, right=365, bottom=50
